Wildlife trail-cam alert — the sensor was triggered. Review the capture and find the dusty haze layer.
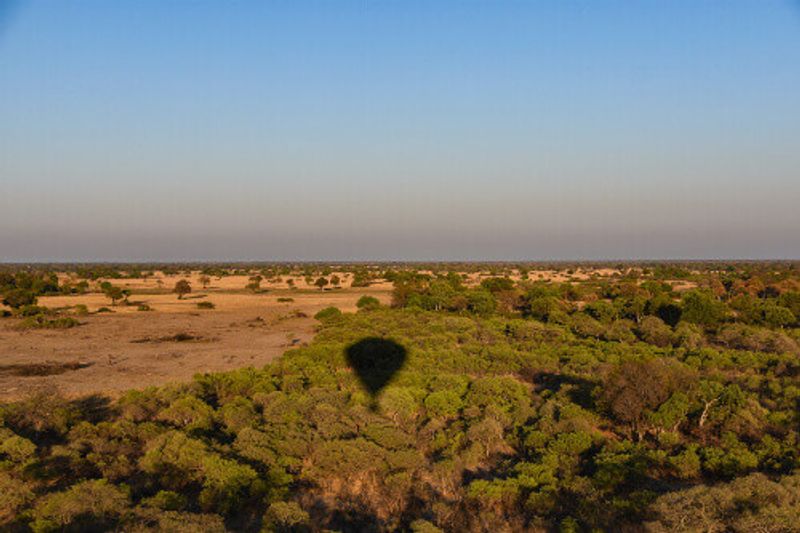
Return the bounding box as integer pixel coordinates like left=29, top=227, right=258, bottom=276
left=2, top=2, right=800, bottom=261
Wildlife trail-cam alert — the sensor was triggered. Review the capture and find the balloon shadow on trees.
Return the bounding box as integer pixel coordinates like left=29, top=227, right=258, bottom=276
left=346, top=338, right=407, bottom=409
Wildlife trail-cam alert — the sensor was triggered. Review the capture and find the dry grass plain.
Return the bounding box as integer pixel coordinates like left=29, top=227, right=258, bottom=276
left=0, top=272, right=392, bottom=400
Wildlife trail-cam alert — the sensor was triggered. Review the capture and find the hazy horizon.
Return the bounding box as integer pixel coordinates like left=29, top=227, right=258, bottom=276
left=2, top=1, right=799, bottom=262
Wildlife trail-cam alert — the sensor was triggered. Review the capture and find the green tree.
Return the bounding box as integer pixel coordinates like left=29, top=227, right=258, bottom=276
left=681, top=290, right=726, bottom=327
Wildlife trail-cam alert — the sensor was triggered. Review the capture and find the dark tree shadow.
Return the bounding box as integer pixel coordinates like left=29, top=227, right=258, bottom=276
left=71, top=393, right=118, bottom=424
left=519, top=369, right=599, bottom=410
left=345, top=338, right=407, bottom=407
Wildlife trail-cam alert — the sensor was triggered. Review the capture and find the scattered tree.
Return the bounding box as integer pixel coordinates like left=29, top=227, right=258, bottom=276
left=174, top=280, right=192, bottom=300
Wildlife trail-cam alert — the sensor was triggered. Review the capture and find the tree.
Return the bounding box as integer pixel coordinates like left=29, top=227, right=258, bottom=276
left=102, top=284, right=127, bottom=306
left=480, top=277, right=515, bottom=293
left=330, top=274, right=341, bottom=287
left=681, top=290, right=726, bottom=327
left=314, top=277, right=329, bottom=291
left=262, top=501, right=310, bottom=531
left=30, top=479, right=129, bottom=532
left=246, top=275, right=262, bottom=293
left=174, top=280, right=192, bottom=300
left=600, top=359, right=691, bottom=440
left=199, top=275, right=211, bottom=289
left=466, top=289, right=496, bottom=316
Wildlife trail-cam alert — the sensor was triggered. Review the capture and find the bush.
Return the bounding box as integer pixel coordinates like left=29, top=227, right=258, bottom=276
left=314, top=307, right=342, bottom=321
left=277, top=297, right=294, bottom=303
left=637, top=316, right=673, bottom=347
left=356, top=295, right=380, bottom=311
left=197, top=301, right=215, bottom=309
left=0, top=472, right=34, bottom=525
left=1, top=289, right=37, bottom=309
left=18, top=305, right=49, bottom=317
left=17, top=315, right=81, bottom=330
left=137, top=304, right=153, bottom=312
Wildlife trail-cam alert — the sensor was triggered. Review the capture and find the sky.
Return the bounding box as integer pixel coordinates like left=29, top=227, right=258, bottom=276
left=1, top=0, right=799, bottom=262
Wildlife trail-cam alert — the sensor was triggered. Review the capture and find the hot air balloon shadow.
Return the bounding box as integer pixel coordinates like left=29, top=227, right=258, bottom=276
left=346, top=337, right=407, bottom=410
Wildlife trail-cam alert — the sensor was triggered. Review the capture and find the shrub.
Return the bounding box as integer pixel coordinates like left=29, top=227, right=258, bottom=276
left=314, top=307, right=342, bottom=321
left=356, top=295, right=380, bottom=311
left=1, top=289, right=37, bottom=309
left=157, top=396, right=216, bottom=432
left=197, top=301, right=215, bottom=309
left=17, top=315, right=81, bottom=330
left=0, top=472, right=34, bottom=525
left=277, top=297, right=294, bottom=303
left=646, top=472, right=800, bottom=532
left=18, top=304, right=49, bottom=317
left=137, top=304, right=152, bottom=312
left=637, top=316, right=673, bottom=347
left=424, top=390, right=463, bottom=419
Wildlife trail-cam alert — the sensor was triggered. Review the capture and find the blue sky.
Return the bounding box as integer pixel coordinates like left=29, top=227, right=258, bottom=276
left=1, top=1, right=799, bottom=261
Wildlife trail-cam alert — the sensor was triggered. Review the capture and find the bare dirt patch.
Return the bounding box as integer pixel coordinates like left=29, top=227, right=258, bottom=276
left=0, top=278, right=391, bottom=400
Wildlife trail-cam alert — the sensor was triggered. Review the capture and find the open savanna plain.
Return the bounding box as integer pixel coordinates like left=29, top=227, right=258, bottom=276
left=0, top=264, right=636, bottom=400
left=0, top=271, right=393, bottom=399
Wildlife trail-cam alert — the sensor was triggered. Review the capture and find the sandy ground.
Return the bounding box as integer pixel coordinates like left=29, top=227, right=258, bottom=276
left=0, top=275, right=391, bottom=400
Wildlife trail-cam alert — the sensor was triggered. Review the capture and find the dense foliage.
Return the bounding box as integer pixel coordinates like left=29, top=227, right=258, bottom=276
left=0, top=264, right=799, bottom=531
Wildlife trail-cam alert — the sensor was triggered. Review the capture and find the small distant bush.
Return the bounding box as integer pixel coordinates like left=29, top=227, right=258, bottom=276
left=356, top=295, right=380, bottom=311
left=137, top=304, right=153, bottom=312
left=314, top=307, right=342, bottom=321
left=17, top=315, right=81, bottom=330
left=73, top=304, right=89, bottom=316
left=18, top=305, right=49, bottom=317
left=197, top=301, right=215, bottom=309
left=96, top=307, right=114, bottom=313
left=277, top=297, right=294, bottom=303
